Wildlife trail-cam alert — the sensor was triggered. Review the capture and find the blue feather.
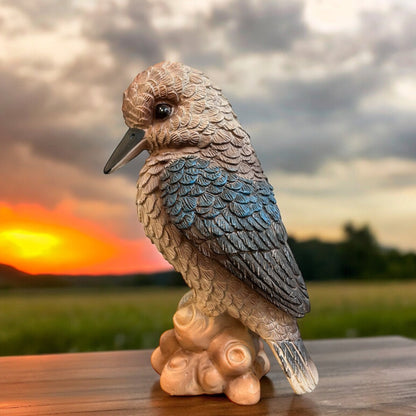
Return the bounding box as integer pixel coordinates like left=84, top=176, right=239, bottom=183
left=213, top=173, right=228, bottom=187
left=229, top=201, right=252, bottom=218
left=234, top=192, right=250, bottom=204
left=203, top=168, right=221, bottom=181
left=227, top=232, right=249, bottom=252
left=246, top=215, right=266, bottom=231
left=249, top=200, right=263, bottom=213
left=195, top=158, right=210, bottom=169
left=177, top=212, right=195, bottom=229
left=220, top=188, right=237, bottom=202
left=180, top=173, right=198, bottom=185
left=265, top=204, right=281, bottom=221
left=172, top=210, right=186, bottom=223
left=164, top=193, right=177, bottom=208
left=196, top=175, right=211, bottom=187
left=170, top=170, right=184, bottom=184
left=259, top=209, right=272, bottom=225
left=226, top=181, right=242, bottom=191
left=189, top=184, right=206, bottom=196
left=207, top=184, right=223, bottom=195
left=186, top=167, right=200, bottom=175
left=214, top=215, right=234, bottom=233
left=196, top=205, right=213, bottom=215
left=168, top=182, right=180, bottom=194
left=207, top=220, right=225, bottom=237
left=213, top=198, right=227, bottom=210
left=182, top=196, right=197, bottom=212
left=168, top=158, right=186, bottom=172
left=198, top=193, right=216, bottom=207
left=252, top=211, right=270, bottom=228
left=184, top=158, right=197, bottom=168
left=178, top=184, right=193, bottom=196
left=240, top=183, right=252, bottom=194
left=160, top=187, right=169, bottom=198
left=169, top=200, right=183, bottom=216
left=194, top=217, right=211, bottom=238
left=228, top=214, right=245, bottom=231
left=203, top=208, right=221, bottom=219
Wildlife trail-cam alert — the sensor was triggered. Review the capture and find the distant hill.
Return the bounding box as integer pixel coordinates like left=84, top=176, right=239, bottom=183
left=0, top=264, right=36, bottom=288
left=0, top=263, right=184, bottom=289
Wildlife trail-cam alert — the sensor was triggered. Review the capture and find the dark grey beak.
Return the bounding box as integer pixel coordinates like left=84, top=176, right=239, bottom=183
left=104, top=128, right=147, bottom=174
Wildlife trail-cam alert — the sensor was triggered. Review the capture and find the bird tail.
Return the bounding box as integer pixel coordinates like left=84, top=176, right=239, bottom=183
left=266, top=339, right=319, bottom=394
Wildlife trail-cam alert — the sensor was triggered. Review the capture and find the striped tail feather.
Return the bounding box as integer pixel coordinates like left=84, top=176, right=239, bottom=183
left=267, top=339, right=319, bottom=394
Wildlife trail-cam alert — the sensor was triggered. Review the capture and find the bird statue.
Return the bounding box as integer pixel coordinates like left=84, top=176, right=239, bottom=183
left=104, top=61, right=318, bottom=403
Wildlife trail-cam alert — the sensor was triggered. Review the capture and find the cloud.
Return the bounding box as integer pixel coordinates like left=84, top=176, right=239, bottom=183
left=0, top=65, right=116, bottom=174
left=82, top=1, right=164, bottom=64
left=217, top=4, right=416, bottom=174
left=5, top=0, right=75, bottom=29
left=268, top=157, right=416, bottom=251
left=362, top=113, right=416, bottom=161
left=1, top=0, right=416, bottom=256
left=228, top=66, right=383, bottom=173
left=360, top=6, right=416, bottom=65
left=209, top=0, right=307, bottom=52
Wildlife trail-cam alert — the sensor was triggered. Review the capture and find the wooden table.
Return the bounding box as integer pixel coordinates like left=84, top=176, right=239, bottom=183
left=1, top=336, right=415, bottom=415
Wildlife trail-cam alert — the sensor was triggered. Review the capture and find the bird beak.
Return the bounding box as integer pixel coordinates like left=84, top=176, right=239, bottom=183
left=103, top=128, right=147, bottom=174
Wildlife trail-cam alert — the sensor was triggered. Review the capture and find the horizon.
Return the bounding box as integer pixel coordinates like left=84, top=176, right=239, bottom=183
left=1, top=0, right=415, bottom=276
left=1, top=221, right=413, bottom=277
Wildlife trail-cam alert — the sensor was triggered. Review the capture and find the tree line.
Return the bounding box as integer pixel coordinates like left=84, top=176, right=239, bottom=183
left=288, top=223, right=416, bottom=281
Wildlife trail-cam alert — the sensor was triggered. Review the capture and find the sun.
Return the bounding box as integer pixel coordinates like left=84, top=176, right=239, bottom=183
left=0, top=203, right=120, bottom=274
left=0, top=229, right=60, bottom=259
left=0, top=202, right=171, bottom=275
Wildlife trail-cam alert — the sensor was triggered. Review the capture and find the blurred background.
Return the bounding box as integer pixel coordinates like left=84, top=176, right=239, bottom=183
left=1, top=0, right=415, bottom=356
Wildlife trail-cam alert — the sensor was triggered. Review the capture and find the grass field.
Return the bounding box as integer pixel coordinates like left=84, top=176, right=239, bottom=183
left=1, top=281, right=415, bottom=356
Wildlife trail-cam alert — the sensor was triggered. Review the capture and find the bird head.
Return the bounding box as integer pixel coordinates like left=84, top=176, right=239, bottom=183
left=104, top=61, right=253, bottom=174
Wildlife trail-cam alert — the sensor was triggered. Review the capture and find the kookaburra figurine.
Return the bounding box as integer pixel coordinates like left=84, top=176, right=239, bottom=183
left=104, top=62, right=318, bottom=405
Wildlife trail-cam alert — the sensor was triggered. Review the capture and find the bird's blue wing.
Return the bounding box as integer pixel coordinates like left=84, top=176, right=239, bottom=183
left=161, top=157, right=310, bottom=318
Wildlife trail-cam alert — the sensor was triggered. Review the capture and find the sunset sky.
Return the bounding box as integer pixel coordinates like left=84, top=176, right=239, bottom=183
left=1, top=0, right=415, bottom=275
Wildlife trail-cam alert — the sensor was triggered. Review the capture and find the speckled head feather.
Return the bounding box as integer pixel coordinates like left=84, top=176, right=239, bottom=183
left=122, top=62, right=192, bottom=127
left=121, top=61, right=264, bottom=178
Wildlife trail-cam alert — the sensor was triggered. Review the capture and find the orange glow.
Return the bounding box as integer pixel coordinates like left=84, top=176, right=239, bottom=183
left=1, top=229, right=60, bottom=259
left=0, top=202, right=171, bottom=275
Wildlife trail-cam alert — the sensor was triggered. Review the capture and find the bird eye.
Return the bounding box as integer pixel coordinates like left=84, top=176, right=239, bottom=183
left=154, top=103, right=172, bottom=120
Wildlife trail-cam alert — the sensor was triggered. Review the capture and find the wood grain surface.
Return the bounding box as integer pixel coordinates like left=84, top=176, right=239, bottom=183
left=1, top=336, right=415, bottom=415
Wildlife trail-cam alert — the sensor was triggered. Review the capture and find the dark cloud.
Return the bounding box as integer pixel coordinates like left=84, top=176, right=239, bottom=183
left=361, top=111, right=416, bottom=161
left=210, top=0, right=307, bottom=52
left=242, top=111, right=354, bottom=173
left=80, top=0, right=226, bottom=73
left=245, top=100, right=416, bottom=174
left=2, top=0, right=75, bottom=32
left=233, top=68, right=380, bottom=124
left=228, top=66, right=385, bottom=172
left=276, top=72, right=379, bottom=116
left=171, top=0, right=306, bottom=68
left=0, top=66, right=110, bottom=171
left=0, top=67, right=53, bottom=136
left=360, top=7, right=416, bottom=66
left=82, top=1, right=164, bottom=64
left=78, top=0, right=307, bottom=76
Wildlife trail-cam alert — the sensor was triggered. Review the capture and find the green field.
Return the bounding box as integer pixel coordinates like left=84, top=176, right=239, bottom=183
left=1, top=281, right=415, bottom=356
